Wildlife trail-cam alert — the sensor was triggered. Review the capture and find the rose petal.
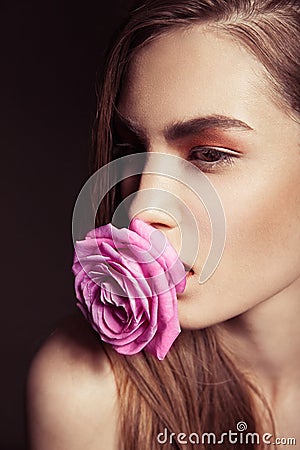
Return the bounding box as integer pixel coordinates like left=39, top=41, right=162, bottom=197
left=72, top=219, right=186, bottom=359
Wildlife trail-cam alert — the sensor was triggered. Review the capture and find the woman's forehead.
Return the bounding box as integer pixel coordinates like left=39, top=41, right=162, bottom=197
left=118, top=26, right=268, bottom=136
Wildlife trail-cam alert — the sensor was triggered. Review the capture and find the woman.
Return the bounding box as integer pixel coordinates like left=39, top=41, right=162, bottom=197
left=27, top=0, right=300, bottom=449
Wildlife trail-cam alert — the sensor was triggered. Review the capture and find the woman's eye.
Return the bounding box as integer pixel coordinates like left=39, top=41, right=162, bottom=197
left=112, top=142, right=146, bottom=158
left=188, top=146, right=239, bottom=172
left=112, top=139, right=146, bottom=159
left=113, top=143, right=133, bottom=158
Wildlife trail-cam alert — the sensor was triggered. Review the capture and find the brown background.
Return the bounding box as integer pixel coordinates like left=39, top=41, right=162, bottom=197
left=1, top=1, right=132, bottom=448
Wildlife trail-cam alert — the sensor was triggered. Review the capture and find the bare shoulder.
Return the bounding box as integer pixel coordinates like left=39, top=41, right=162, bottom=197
left=27, top=313, right=118, bottom=450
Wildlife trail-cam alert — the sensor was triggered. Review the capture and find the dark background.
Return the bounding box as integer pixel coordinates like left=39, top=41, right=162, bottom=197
left=1, top=1, right=133, bottom=448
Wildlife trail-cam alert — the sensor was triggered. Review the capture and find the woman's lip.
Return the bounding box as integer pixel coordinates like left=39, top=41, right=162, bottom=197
left=183, top=262, right=191, bottom=271
left=185, top=268, right=194, bottom=278
left=182, top=262, right=194, bottom=277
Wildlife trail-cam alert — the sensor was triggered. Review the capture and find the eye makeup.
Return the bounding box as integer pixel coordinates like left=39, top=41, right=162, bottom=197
left=188, top=145, right=240, bottom=173
left=112, top=113, right=249, bottom=173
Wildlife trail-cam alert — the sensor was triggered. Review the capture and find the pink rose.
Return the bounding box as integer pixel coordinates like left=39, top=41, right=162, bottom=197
left=72, top=218, right=186, bottom=360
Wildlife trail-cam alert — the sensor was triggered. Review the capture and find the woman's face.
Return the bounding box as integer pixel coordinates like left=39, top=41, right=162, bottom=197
left=116, top=26, right=300, bottom=329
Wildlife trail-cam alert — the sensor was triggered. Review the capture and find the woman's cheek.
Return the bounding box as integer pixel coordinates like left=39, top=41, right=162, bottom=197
left=220, top=162, right=300, bottom=295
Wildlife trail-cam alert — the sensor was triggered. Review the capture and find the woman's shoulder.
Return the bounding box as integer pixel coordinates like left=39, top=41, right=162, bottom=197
left=28, top=312, right=115, bottom=386
left=27, top=313, right=118, bottom=450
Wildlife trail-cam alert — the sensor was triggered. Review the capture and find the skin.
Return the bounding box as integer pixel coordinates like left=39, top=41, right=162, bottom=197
left=27, top=25, right=300, bottom=448
left=118, top=26, right=300, bottom=439
left=27, top=314, right=118, bottom=450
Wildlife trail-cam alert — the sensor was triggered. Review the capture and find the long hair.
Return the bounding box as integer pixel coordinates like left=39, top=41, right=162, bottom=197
left=91, top=1, right=300, bottom=448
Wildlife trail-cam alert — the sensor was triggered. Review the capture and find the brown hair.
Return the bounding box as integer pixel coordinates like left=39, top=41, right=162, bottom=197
left=91, top=1, right=300, bottom=448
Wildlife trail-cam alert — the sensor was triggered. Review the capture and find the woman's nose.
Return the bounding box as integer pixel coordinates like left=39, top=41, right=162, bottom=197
left=128, top=171, right=183, bottom=250
left=129, top=168, right=182, bottom=222
left=133, top=206, right=177, bottom=230
left=118, top=152, right=201, bottom=267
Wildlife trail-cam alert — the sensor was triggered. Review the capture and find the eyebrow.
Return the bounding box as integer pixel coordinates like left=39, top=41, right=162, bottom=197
left=114, top=110, right=253, bottom=143
left=164, top=115, right=253, bottom=141
left=113, top=111, right=148, bottom=141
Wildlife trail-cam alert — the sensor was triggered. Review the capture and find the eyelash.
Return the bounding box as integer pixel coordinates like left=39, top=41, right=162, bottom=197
left=112, top=143, right=239, bottom=173
left=112, top=143, right=146, bottom=160
left=188, top=146, right=239, bottom=172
